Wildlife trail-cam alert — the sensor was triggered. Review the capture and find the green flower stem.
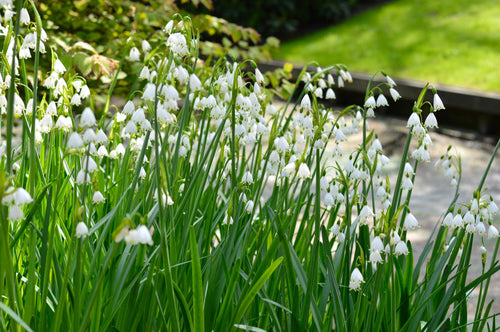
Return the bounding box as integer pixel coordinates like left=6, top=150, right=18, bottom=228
left=52, top=234, right=77, bottom=331
left=38, top=186, right=53, bottom=331
left=399, top=160, right=419, bottom=236
left=1, top=207, right=20, bottom=328
left=5, top=0, right=22, bottom=175
left=470, top=139, right=500, bottom=329
left=100, top=58, right=124, bottom=128
left=73, top=239, right=83, bottom=331
left=300, top=149, right=322, bottom=329
left=388, top=131, right=412, bottom=225
left=475, top=237, right=500, bottom=331
left=229, top=63, right=241, bottom=226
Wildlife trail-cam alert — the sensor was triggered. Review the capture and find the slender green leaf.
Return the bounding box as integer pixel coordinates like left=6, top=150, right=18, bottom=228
left=190, top=227, right=205, bottom=332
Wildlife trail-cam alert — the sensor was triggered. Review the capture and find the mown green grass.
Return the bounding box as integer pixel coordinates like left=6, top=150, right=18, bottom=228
left=275, top=0, right=500, bottom=92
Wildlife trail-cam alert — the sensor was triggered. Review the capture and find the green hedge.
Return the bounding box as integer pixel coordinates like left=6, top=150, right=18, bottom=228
left=204, top=0, right=388, bottom=39
left=209, top=0, right=353, bottom=38
left=36, top=0, right=277, bottom=97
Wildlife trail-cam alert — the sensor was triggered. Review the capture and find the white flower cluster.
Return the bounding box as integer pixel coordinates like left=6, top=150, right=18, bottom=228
left=0, top=0, right=13, bottom=7
left=321, top=81, right=449, bottom=287
left=114, top=225, right=154, bottom=246
left=397, top=163, right=411, bottom=191
left=40, top=67, right=91, bottom=143
left=0, top=8, right=50, bottom=118
left=365, top=231, right=412, bottom=269
left=363, top=75, right=400, bottom=117
left=19, top=9, right=48, bottom=59
left=167, top=32, right=189, bottom=57
left=302, top=66, right=351, bottom=101
left=442, top=196, right=499, bottom=240
left=435, top=147, right=459, bottom=187
left=406, top=90, right=445, bottom=162
left=2, top=187, right=33, bottom=221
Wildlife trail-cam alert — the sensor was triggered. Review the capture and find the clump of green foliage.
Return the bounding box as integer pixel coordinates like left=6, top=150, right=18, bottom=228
left=37, top=0, right=278, bottom=93
left=1, top=1, right=499, bottom=331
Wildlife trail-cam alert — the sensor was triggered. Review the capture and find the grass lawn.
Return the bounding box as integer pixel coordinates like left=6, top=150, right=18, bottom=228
left=275, top=0, right=500, bottom=92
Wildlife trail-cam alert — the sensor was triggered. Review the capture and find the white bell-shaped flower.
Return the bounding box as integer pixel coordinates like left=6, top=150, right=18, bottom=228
left=376, top=94, right=389, bottom=107
left=129, top=47, right=140, bottom=61
left=488, top=225, right=499, bottom=239
left=142, top=40, right=151, bottom=53
left=189, top=74, right=202, bottom=92
left=359, top=205, right=374, bottom=225
left=403, top=213, right=420, bottom=230
left=76, top=222, right=89, bottom=238
left=67, top=132, right=84, bottom=150
left=369, top=250, right=383, bottom=265
left=443, top=212, right=453, bottom=227
left=297, top=163, right=311, bottom=179
left=82, top=128, right=96, bottom=143
left=394, top=241, right=409, bottom=256
left=433, top=93, right=445, bottom=111
left=241, top=171, right=253, bottom=184
left=325, top=88, right=336, bottom=99
left=54, top=59, right=66, bottom=74
left=255, top=68, right=264, bottom=83
left=80, top=107, right=96, bottom=128
left=245, top=200, right=254, bottom=214
left=364, top=95, right=376, bottom=109
left=424, top=112, right=438, bottom=128
left=8, top=205, right=24, bottom=221
left=407, top=112, right=420, bottom=127
left=389, top=88, right=401, bottom=101
left=143, top=83, right=156, bottom=101
left=14, top=188, right=32, bottom=206
left=300, top=94, right=311, bottom=111
left=123, top=100, right=135, bottom=115
left=125, top=225, right=153, bottom=245
left=349, top=268, right=364, bottom=291
left=371, top=236, right=384, bottom=252
left=167, top=32, right=188, bottom=57
left=20, top=8, right=30, bottom=25
left=92, top=191, right=105, bottom=204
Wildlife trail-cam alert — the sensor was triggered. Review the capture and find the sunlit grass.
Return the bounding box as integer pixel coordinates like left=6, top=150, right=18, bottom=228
left=276, top=0, right=500, bottom=92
